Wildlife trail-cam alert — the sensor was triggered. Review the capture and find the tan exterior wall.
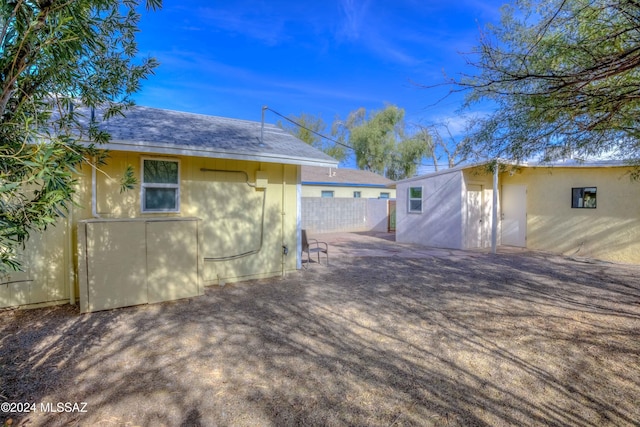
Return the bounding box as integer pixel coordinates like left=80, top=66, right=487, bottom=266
left=94, top=153, right=301, bottom=285
left=502, top=166, right=640, bottom=264
left=302, top=185, right=394, bottom=199
left=2, top=152, right=301, bottom=309
left=0, top=218, right=71, bottom=309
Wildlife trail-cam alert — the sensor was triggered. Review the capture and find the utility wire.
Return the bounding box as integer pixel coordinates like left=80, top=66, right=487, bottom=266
left=265, top=106, right=355, bottom=151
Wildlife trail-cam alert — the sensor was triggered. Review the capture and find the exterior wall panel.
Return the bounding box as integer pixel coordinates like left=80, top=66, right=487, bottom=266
left=502, top=166, right=640, bottom=264
left=396, top=170, right=465, bottom=249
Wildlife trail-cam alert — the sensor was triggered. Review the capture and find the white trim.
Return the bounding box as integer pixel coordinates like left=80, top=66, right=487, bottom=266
left=408, top=186, right=423, bottom=213
left=296, top=166, right=302, bottom=270
left=89, top=140, right=339, bottom=168
left=140, top=157, right=181, bottom=213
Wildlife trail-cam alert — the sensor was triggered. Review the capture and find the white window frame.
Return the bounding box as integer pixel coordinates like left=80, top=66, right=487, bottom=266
left=321, top=190, right=334, bottom=198
left=408, top=186, right=423, bottom=213
left=141, top=157, right=180, bottom=213
left=379, top=192, right=390, bottom=199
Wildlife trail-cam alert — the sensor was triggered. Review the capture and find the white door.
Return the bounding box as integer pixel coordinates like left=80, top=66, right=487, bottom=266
left=466, top=185, right=483, bottom=248
left=501, top=184, right=527, bottom=247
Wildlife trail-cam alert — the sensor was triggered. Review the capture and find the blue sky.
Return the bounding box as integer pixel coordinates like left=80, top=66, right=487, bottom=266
left=134, top=0, right=506, bottom=155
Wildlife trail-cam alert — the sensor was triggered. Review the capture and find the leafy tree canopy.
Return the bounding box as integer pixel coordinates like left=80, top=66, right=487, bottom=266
left=1, top=0, right=161, bottom=272
left=458, top=0, right=640, bottom=164
left=333, top=105, right=432, bottom=180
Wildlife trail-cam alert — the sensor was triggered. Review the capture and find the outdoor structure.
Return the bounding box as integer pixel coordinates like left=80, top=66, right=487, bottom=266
left=301, top=166, right=396, bottom=233
left=395, top=160, right=640, bottom=264
left=301, top=165, right=395, bottom=199
left=1, top=106, right=337, bottom=312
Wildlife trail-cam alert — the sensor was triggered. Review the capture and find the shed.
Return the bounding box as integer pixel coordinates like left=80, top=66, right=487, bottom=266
left=395, top=161, right=640, bottom=264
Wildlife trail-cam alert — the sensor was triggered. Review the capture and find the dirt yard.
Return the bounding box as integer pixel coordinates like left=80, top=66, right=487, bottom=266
left=1, top=232, right=639, bottom=426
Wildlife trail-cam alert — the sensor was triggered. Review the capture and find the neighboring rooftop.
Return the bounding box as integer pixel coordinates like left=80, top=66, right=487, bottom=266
left=301, top=165, right=394, bottom=187
left=75, top=106, right=338, bottom=167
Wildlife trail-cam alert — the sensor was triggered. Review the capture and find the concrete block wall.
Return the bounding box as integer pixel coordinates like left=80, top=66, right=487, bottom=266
left=301, top=198, right=390, bottom=233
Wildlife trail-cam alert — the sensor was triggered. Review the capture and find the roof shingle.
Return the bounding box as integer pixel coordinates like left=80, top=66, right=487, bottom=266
left=76, top=106, right=338, bottom=167
left=301, top=165, right=393, bottom=187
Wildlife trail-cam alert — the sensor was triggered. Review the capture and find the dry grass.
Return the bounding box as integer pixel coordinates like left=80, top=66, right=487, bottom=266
left=1, top=237, right=639, bottom=426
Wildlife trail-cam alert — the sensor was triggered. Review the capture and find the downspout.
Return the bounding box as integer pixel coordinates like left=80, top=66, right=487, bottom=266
left=282, top=164, right=286, bottom=277
left=296, top=166, right=302, bottom=270
left=91, top=157, right=100, bottom=218
left=491, top=159, right=499, bottom=254
left=68, top=205, right=75, bottom=305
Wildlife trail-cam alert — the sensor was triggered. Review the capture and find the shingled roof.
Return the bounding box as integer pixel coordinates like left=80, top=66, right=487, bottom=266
left=301, top=165, right=394, bottom=187
left=75, top=106, right=338, bottom=167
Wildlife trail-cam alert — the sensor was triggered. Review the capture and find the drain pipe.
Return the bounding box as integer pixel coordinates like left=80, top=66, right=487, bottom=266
left=91, top=157, right=100, bottom=218
left=491, top=159, right=499, bottom=254
left=68, top=206, right=75, bottom=305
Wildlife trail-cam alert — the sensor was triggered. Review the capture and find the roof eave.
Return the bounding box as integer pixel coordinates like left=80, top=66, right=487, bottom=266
left=95, top=140, right=339, bottom=168
left=301, top=181, right=391, bottom=188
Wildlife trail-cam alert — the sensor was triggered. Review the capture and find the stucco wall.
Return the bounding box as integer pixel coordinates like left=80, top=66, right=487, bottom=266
left=3, top=152, right=302, bottom=309
left=396, top=170, right=465, bottom=248
left=0, top=219, right=70, bottom=309
left=95, top=154, right=300, bottom=285
left=301, top=184, right=395, bottom=199
left=502, top=166, right=640, bottom=264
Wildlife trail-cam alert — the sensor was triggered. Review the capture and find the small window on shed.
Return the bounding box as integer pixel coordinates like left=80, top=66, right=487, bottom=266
left=408, top=186, right=423, bottom=213
left=321, top=190, right=334, bottom=198
left=571, top=187, right=597, bottom=208
left=353, top=191, right=361, bottom=198
left=379, top=192, right=390, bottom=199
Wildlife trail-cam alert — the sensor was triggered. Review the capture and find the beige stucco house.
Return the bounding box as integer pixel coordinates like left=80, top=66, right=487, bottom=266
left=395, top=160, right=640, bottom=264
left=1, top=106, right=337, bottom=312
left=301, top=166, right=395, bottom=199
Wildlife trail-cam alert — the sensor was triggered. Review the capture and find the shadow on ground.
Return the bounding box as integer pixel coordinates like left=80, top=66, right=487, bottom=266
left=1, top=243, right=639, bottom=426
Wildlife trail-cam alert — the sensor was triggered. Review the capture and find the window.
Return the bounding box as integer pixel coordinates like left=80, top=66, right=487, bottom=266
left=572, top=187, right=596, bottom=209
left=321, top=190, right=334, bottom=198
left=379, top=192, right=390, bottom=199
left=353, top=191, right=361, bottom=198
left=141, top=158, right=180, bottom=212
left=408, top=186, right=423, bottom=213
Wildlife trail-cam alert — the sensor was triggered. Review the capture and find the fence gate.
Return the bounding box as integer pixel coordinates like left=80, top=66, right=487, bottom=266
left=388, top=200, right=396, bottom=232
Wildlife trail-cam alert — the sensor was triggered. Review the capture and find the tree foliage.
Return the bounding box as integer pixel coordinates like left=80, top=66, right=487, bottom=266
left=1, top=0, right=161, bottom=272
left=459, top=0, right=640, bottom=163
left=277, top=112, right=347, bottom=162
left=333, top=105, right=432, bottom=180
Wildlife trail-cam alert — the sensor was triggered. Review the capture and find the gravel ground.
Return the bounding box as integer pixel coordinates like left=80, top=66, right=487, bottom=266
left=1, top=232, right=639, bottom=426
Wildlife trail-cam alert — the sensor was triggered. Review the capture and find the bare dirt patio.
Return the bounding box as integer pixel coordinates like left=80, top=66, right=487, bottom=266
left=1, top=232, right=639, bottom=426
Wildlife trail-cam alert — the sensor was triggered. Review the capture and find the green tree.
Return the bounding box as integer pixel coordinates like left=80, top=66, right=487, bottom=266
left=278, top=112, right=347, bottom=162
left=458, top=0, right=640, bottom=164
left=1, top=0, right=161, bottom=272
left=333, top=105, right=432, bottom=180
